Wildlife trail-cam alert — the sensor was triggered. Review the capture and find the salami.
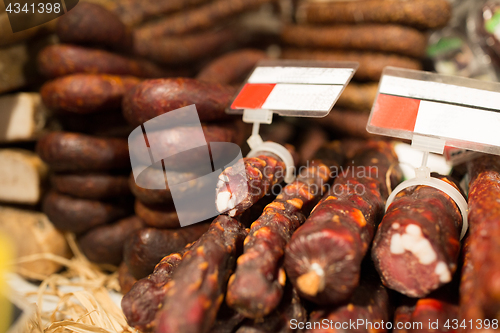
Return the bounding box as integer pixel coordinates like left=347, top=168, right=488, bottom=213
left=56, top=2, right=132, bottom=50
left=215, top=152, right=286, bottom=217
left=297, top=127, right=328, bottom=166
left=105, top=0, right=211, bottom=27
left=297, top=0, right=451, bottom=30
left=37, top=44, right=172, bottom=78
left=128, top=122, right=238, bottom=170
left=226, top=142, right=344, bottom=318
left=42, top=191, right=132, bottom=234
left=122, top=78, right=235, bottom=126
left=460, top=155, right=500, bottom=328
left=281, top=24, right=428, bottom=58
left=134, top=0, right=276, bottom=38
left=50, top=173, right=131, bottom=200
left=78, top=216, right=144, bottom=265
left=284, top=141, right=403, bottom=304
left=393, top=305, right=413, bottom=333
left=41, top=74, right=140, bottom=114
left=372, top=174, right=464, bottom=298
left=123, top=224, right=209, bottom=279
left=133, top=29, right=238, bottom=65
left=122, top=243, right=194, bottom=331
left=36, top=132, right=130, bottom=172
left=155, top=215, right=247, bottom=333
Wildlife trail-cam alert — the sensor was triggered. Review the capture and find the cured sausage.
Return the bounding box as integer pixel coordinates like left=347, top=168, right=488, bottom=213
left=296, top=0, right=451, bottom=30
left=155, top=215, right=247, bottom=333
left=281, top=24, right=428, bottom=58
left=41, top=74, right=140, bottom=114
left=226, top=142, right=344, bottom=318
left=372, top=174, right=464, bottom=298
left=36, top=132, right=130, bottom=172
left=122, top=78, right=235, bottom=126
left=460, top=154, right=500, bottom=329
left=284, top=141, right=402, bottom=304
left=123, top=224, right=209, bottom=279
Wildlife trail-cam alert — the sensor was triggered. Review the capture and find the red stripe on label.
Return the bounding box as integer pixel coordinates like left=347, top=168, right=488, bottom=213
left=370, top=94, right=420, bottom=132
left=231, top=83, right=276, bottom=110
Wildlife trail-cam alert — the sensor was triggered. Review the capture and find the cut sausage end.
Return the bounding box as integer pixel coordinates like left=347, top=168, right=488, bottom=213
left=390, top=224, right=437, bottom=265
left=216, top=191, right=234, bottom=213
left=374, top=224, right=452, bottom=298
left=297, top=264, right=325, bottom=297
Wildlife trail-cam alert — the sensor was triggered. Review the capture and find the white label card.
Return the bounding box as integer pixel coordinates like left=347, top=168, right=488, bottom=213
left=367, top=67, right=500, bottom=156
left=228, top=60, right=358, bottom=117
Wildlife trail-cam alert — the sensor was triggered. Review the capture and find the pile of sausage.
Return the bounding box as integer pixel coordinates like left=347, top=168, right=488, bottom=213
left=281, top=0, right=452, bottom=139
left=33, top=0, right=272, bottom=280
left=120, top=129, right=500, bottom=333
left=121, top=139, right=500, bottom=333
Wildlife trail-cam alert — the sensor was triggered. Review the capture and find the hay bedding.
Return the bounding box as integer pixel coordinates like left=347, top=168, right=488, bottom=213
left=12, top=234, right=135, bottom=333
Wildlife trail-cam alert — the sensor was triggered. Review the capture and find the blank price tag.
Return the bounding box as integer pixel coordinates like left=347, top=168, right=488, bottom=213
left=228, top=60, right=358, bottom=117
left=367, top=67, right=500, bottom=155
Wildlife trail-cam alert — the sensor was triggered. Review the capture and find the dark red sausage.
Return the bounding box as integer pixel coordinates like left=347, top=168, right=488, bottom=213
left=134, top=0, right=277, bottom=38
left=133, top=29, right=238, bottom=65
left=284, top=141, right=403, bottom=304
left=106, top=0, right=211, bottom=27
left=128, top=122, right=238, bottom=170
left=156, top=215, right=247, bottom=333
left=372, top=174, right=464, bottom=298
left=42, top=191, right=132, bottom=234
left=50, top=173, right=131, bottom=200
left=122, top=78, right=236, bottom=126
left=226, top=142, right=344, bottom=318
left=297, top=0, right=451, bottom=30
left=460, top=154, right=500, bottom=328
left=123, top=224, right=209, bottom=279
left=37, top=44, right=173, bottom=79
left=122, top=243, right=194, bottom=331
left=281, top=24, right=428, bottom=58
left=41, top=74, right=140, bottom=114
left=78, top=216, right=144, bottom=265
left=56, top=2, right=132, bottom=50
left=215, top=153, right=286, bottom=217
left=36, top=132, right=130, bottom=172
